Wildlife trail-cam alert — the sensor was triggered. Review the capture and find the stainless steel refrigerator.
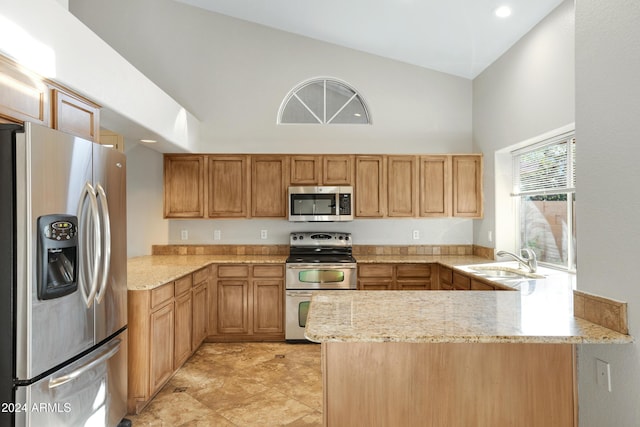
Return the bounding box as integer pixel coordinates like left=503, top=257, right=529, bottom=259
left=0, top=122, right=128, bottom=427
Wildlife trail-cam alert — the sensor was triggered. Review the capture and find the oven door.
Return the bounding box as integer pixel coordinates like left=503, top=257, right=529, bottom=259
left=285, top=290, right=313, bottom=341
left=286, top=264, right=357, bottom=290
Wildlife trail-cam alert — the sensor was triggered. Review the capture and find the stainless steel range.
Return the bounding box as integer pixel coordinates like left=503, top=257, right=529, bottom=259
left=285, top=232, right=357, bottom=341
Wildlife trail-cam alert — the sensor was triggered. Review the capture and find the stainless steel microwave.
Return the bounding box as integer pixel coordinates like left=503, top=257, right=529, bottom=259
left=288, top=186, right=353, bottom=222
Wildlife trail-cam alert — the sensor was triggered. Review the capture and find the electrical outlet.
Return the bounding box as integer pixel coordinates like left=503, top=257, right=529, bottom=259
left=213, top=230, right=221, bottom=241
left=488, top=231, right=493, bottom=242
left=596, top=359, right=612, bottom=392
left=412, top=230, right=420, bottom=240
left=260, top=229, right=268, bottom=240
left=180, top=229, right=188, bottom=241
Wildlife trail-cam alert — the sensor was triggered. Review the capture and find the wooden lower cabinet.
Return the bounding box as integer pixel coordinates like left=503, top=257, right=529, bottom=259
left=192, top=269, right=209, bottom=348
left=149, top=302, right=174, bottom=395
left=174, top=288, right=193, bottom=369
left=323, top=342, right=577, bottom=426
left=128, top=266, right=212, bottom=414
left=358, top=263, right=432, bottom=290
left=208, top=264, right=285, bottom=341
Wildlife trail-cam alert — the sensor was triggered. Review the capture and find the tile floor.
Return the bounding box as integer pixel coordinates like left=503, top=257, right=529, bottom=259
left=126, top=342, right=323, bottom=426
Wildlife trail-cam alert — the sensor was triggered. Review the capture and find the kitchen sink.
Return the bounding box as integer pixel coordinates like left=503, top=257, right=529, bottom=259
left=468, top=265, right=544, bottom=279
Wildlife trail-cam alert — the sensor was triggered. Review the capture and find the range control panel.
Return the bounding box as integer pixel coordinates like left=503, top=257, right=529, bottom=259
left=289, top=232, right=352, bottom=247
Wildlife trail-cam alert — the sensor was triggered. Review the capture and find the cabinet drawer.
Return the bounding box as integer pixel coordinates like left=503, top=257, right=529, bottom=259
left=218, top=265, right=250, bottom=278
left=193, top=266, right=210, bottom=285
left=175, top=275, right=193, bottom=296
left=253, top=264, right=284, bottom=278
left=358, top=264, right=394, bottom=278
left=396, top=264, right=431, bottom=279
left=151, top=283, right=174, bottom=310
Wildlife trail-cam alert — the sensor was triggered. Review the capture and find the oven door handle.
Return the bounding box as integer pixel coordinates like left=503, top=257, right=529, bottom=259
left=286, top=291, right=314, bottom=298
left=286, top=265, right=357, bottom=270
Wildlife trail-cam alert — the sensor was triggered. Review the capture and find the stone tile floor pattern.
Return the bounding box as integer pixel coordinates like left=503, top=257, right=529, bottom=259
left=127, top=342, right=322, bottom=426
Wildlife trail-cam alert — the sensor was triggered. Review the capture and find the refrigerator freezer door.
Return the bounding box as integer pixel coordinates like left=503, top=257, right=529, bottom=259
left=93, top=144, right=127, bottom=343
left=14, top=331, right=128, bottom=427
left=15, top=123, right=95, bottom=380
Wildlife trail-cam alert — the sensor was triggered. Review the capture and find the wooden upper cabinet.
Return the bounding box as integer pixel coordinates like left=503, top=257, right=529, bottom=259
left=323, top=155, right=354, bottom=185
left=164, top=155, right=206, bottom=218
left=387, top=156, right=417, bottom=217
left=51, top=88, right=100, bottom=141
left=99, top=128, right=124, bottom=152
left=419, top=156, right=451, bottom=217
left=251, top=155, right=289, bottom=218
left=290, top=155, right=321, bottom=185
left=0, top=56, right=50, bottom=126
left=208, top=155, right=249, bottom=218
left=290, top=155, right=354, bottom=185
left=452, top=155, right=483, bottom=218
left=355, top=156, right=386, bottom=217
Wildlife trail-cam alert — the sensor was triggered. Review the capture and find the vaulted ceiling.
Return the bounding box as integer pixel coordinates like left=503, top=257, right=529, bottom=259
left=174, top=0, right=564, bottom=79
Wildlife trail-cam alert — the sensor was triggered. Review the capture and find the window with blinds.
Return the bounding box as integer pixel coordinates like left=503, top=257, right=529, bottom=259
left=512, top=131, right=576, bottom=271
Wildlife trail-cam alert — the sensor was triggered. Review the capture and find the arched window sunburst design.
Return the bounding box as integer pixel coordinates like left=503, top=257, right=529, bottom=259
left=278, top=77, right=371, bottom=124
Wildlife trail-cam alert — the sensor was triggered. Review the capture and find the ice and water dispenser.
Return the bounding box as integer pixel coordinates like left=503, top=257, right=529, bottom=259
left=37, top=214, right=78, bottom=300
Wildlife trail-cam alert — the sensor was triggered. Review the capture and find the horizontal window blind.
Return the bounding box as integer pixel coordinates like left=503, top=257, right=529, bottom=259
left=513, top=134, right=575, bottom=196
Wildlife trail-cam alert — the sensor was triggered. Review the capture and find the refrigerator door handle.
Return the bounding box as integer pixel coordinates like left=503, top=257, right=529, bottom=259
left=47, top=338, right=121, bottom=389
left=95, top=184, right=111, bottom=304
left=77, top=181, right=101, bottom=308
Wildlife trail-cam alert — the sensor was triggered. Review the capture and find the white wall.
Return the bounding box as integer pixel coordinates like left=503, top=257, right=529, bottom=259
left=70, top=0, right=476, bottom=253
left=575, top=1, right=640, bottom=425
left=69, top=0, right=472, bottom=154
left=0, top=0, right=200, bottom=152
left=472, top=0, right=575, bottom=250
left=125, top=144, right=169, bottom=257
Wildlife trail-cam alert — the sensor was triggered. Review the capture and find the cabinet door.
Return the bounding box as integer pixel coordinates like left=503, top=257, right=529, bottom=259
left=216, top=280, right=250, bottom=334
left=439, top=265, right=454, bottom=290
left=290, top=155, right=321, bottom=185
left=149, top=303, right=174, bottom=394
left=387, top=156, right=417, bottom=217
left=396, top=264, right=431, bottom=290
left=452, top=271, right=471, bottom=290
left=251, top=155, right=289, bottom=218
left=323, top=155, right=354, bottom=185
left=0, top=57, right=50, bottom=125
left=51, top=89, right=100, bottom=141
left=164, top=155, right=206, bottom=218
left=174, top=291, right=192, bottom=369
left=192, top=283, right=208, bottom=349
left=358, top=264, right=394, bottom=290
left=452, top=155, right=483, bottom=218
left=208, top=155, right=249, bottom=218
left=355, top=156, right=386, bottom=217
left=253, top=279, right=284, bottom=335
left=98, top=129, right=124, bottom=152
left=471, top=279, right=495, bottom=290
left=419, top=156, right=451, bottom=217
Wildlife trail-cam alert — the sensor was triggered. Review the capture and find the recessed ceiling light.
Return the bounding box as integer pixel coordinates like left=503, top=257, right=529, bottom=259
left=354, top=113, right=362, bottom=117
left=494, top=5, right=512, bottom=18
left=140, top=139, right=157, bottom=143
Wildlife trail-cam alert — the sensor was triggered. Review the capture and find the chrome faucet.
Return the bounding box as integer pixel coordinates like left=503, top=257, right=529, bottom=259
left=496, top=248, right=538, bottom=273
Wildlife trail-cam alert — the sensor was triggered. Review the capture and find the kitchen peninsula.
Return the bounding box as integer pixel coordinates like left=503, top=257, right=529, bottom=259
left=306, top=286, right=632, bottom=427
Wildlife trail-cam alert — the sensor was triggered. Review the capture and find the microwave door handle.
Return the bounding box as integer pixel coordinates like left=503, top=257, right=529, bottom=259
left=95, top=184, right=110, bottom=304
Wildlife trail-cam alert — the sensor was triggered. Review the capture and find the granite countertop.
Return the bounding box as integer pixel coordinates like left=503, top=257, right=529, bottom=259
left=127, top=254, right=489, bottom=291
left=127, top=254, right=287, bottom=290
left=304, top=289, right=633, bottom=344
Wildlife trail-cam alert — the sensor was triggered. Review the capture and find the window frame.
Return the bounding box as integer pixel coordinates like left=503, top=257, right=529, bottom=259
left=277, top=77, right=371, bottom=125
left=511, top=131, right=576, bottom=272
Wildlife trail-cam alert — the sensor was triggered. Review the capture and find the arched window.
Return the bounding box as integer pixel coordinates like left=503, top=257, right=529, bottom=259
left=278, top=77, right=371, bottom=124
